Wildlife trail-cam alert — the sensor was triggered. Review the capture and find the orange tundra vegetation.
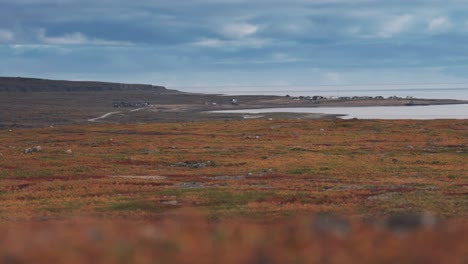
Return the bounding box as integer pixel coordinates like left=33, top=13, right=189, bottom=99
left=0, top=119, right=466, bottom=263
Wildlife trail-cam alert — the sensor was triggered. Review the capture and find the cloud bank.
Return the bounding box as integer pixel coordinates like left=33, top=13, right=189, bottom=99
left=1, top=0, right=468, bottom=90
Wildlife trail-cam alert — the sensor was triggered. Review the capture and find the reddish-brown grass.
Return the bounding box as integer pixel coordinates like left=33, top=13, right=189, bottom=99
left=0, top=119, right=466, bottom=262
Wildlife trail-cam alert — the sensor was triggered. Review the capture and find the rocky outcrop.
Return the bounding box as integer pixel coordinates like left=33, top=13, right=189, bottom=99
left=24, top=146, right=42, bottom=154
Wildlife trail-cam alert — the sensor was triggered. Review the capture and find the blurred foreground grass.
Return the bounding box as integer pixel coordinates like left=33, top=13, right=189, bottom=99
left=0, top=119, right=467, bottom=263
left=1, top=213, right=467, bottom=264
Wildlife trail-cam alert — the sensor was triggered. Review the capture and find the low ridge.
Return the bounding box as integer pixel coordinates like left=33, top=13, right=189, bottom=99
left=0, top=77, right=176, bottom=93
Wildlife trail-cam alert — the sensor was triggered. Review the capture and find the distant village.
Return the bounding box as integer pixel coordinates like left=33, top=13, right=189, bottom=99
left=112, top=95, right=415, bottom=108
left=113, top=101, right=151, bottom=108
left=285, top=95, right=414, bottom=101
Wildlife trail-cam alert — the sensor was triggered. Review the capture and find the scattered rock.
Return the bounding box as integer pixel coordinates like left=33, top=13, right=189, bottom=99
left=173, top=161, right=215, bottom=168
left=368, top=192, right=398, bottom=200
left=175, top=182, right=205, bottom=189
left=244, top=135, right=261, bottom=139
left=260, top=168, right=273, bottom=174
left=161, top=200, right=178, bottom=206
left=24, top=146, right=42, bottom=154
left=141, top=148, right=156, bottom=154
left=65, top=149, right=73, bottom=154
left=32, top=146, right=42, bottom=152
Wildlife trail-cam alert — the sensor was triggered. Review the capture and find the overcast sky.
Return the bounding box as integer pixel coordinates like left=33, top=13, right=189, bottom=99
left=1, top=0, right=468, bottom=92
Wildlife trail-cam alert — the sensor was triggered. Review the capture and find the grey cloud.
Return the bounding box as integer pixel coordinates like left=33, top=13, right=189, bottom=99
left=1, top=0, right=468, bottom=87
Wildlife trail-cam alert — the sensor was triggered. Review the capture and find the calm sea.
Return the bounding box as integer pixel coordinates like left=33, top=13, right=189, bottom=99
left=215, top=105, right=468, bottom=120
left=209, top=88, right=468, bottom=120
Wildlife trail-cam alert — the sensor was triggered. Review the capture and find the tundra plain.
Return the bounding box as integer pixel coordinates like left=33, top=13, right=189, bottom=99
left=0, top=119, right=467, bottom=263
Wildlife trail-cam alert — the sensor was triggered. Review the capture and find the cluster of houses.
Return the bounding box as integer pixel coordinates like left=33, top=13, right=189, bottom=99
left=205, top=98, right=239, bottom=106
left=286, top=95, right=413, bottom=101
left=113, top=101, right=150, bottom=108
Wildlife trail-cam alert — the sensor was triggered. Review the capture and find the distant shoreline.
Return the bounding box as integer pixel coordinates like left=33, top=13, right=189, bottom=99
left=209, top=104, right=468, bottom=120
left=1, top=77, right=467, bottom=127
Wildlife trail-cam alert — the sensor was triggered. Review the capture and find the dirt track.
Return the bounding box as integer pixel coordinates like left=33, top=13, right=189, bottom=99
left=1, top=89, right=467, bottom=127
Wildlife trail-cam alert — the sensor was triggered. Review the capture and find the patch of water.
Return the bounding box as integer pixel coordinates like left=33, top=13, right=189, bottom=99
left=213, top=104, right=468, bottom=120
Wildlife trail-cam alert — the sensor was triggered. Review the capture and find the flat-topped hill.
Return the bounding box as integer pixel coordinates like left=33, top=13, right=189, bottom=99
left=0, top=77, right=177, bottom=93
